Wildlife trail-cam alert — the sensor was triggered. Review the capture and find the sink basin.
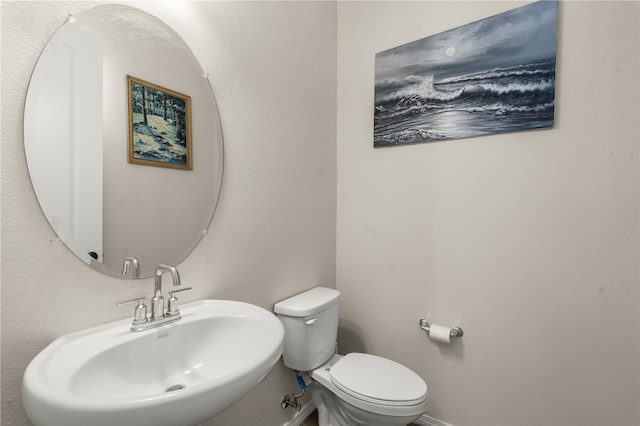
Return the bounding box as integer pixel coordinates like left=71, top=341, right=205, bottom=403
left=22, top=300, right=285, bottom=426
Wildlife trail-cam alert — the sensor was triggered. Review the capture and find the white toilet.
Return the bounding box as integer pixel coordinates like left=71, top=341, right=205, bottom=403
left=274, top=287, right=428, bottom=426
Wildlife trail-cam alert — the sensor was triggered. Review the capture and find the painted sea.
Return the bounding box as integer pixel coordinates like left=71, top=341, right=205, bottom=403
left=374, top=1, right=557, bottom=147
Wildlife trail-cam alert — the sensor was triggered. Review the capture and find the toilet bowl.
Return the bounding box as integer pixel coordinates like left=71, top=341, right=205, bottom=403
left=274, top=287, right=428, bottom=426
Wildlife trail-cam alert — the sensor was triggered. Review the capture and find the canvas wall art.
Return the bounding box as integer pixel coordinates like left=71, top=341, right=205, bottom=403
left=127, top=75, right=192, bottom=169
left=374, top=0, right=558, bottom=147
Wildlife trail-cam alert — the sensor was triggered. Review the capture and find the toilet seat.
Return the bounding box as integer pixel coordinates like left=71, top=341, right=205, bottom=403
left=329, top=353, right=427, bottom=407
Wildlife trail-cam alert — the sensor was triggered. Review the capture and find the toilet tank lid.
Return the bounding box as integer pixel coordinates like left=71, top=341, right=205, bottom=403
left=274, top=287, right=339, bottom=317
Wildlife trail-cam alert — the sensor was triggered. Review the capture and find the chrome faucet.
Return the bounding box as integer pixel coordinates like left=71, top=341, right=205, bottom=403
left=121, top=257, right=140, bottom=279
left=116, top=264, right=192, bottom=332
left=152, top=264, right=181, bottom=319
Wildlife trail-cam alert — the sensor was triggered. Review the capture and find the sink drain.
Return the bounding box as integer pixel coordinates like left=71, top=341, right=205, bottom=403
left=165, top=384, right=185, bottom=392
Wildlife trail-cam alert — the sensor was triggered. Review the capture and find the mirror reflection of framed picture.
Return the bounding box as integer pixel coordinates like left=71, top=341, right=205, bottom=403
left=127, top=75, right=192, bottom=169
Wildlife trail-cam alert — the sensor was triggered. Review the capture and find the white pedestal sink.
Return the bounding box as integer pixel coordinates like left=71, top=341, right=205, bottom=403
left=22, top=300, right=285, bottom=426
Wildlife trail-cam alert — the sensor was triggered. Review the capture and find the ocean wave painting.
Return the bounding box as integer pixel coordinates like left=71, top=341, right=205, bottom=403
left=374, top=0, right=558, bottom=147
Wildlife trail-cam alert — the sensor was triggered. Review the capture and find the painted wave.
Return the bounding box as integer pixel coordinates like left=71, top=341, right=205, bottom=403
left=374, top=60, right=556, bottom=146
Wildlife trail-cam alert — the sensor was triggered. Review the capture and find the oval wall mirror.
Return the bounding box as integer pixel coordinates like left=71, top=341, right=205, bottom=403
left=24, top=4, right=224, bottom=279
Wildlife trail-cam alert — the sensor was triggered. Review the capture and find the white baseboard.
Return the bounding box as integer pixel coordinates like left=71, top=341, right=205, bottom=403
left=283, top=400, right=454, bottom=426
left=283, top=400, right=317, bottom=426
left=415, top=413, right=455, bottom=426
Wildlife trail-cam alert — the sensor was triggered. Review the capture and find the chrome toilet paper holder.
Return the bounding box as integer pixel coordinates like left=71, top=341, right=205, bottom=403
left=418, top=318, right=464, bottom=339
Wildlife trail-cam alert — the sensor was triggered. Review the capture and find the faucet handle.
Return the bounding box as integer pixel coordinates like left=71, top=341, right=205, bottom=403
left=116, top=297, right=148, bottom=325
left=167, top=287, right=192, bottom=316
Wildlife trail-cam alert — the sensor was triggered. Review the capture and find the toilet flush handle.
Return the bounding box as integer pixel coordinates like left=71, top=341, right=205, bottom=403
left=305, top=318, right=317, bottom=325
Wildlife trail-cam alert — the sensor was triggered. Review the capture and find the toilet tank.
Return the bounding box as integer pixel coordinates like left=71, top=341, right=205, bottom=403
left=274, top=287, right=340, bottom=372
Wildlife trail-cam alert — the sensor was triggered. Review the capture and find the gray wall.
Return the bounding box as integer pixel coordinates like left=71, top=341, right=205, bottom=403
left=336, top=2, right=639, bottom=426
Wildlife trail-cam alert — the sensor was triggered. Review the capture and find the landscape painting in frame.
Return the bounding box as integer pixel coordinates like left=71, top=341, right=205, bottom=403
left=127, top=75, right=192, bottom=169
left=374, top=0, right=558, bottom=147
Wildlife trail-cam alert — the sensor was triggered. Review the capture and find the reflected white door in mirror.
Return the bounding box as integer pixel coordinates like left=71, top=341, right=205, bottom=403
left=24, top=5, right=224, bottom=279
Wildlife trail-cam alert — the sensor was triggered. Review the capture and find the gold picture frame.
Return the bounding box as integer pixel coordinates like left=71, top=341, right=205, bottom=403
left=127, top=75, right=192, bottom=169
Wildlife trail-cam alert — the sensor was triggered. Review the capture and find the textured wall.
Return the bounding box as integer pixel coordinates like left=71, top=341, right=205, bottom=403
left=1, top=1, right=336, bottom=425
left=336, top=1, right=640, bottom=426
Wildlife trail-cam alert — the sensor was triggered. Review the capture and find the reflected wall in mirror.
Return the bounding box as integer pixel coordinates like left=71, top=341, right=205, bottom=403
left=24, top=5, right=224, bottom=279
